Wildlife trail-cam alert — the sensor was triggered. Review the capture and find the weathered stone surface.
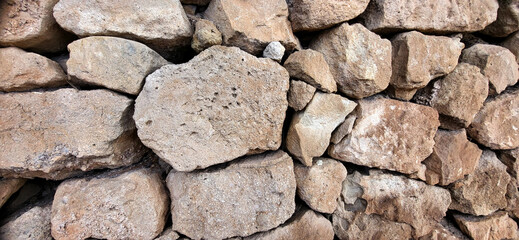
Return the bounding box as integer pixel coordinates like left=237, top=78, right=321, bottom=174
left=191, top=19, right=223, bottom=53
left=287, top=80, right=316, bottom=111
left=502, top=31, right=519, bottom=63
left=0, top=47, right=67, bottom=92
left=51, top=167, right=169, bottom=240
left=499, top=148, right=519, bottom=182
left=419, top=219, right=470, bottom=240
left=134, top=46, right=289, bottom=171
left=468, top=89, right=519, bottom=150
left=481, top=0, right=519, bottom=37
left=333, top=210, right=413, bottom=240
left=204, top=0, right=300, bottom=55
left=294, top=158, right=347, bottom=213
left=53, top=0, right=193, bottom=49
left=449, top=151, right=511, bottom=215
left=283, top=49, right=337, bottom=93
left=154, top=227, right=180, bottom=240
left=505, top=179, right=519, bottom=218
left=0, top=178, right=26, bottom=209
left=67, top=36, right=168, bottom=95
left=329, top=97, right=439, bottom=176
left=361, top=0, right=499, bottom=33
left=287, top=0, right=370, bottom=32
left=166, top=151, right=296, bottom=240
left=330, top=115, right=356, bottom=144
left=423, top=129, right=482, bottom=186
left=287, top=92, right=357, bottom=166
left=460, top=44, right=519, bottom=95
left=453, top=212, right=518, bottom=240
left=0, top=89, right=146, bottom=180
left=262, top=41, right=285, bottom=62
left=0, top=201, right=52, bottom=240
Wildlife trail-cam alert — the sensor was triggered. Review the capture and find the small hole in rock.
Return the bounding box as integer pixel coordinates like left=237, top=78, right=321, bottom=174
left=145, top=120, right=153, bottom=125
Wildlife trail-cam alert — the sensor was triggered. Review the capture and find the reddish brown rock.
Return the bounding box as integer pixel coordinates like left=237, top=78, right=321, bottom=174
left=0, top=201, right=52, bottom=240
left=502, top=31, right=519, bottom=63
left=283, top=49, right=337, bottom=93
left=453, top=212, right=518, bottom=240
left=499, top=148, right=519, bottom=182
left=505, top=179, right=519, bottom=218
left=0, top=178, right=26, bottom=208
left=481, top=0, right=519, bottom=37
left=191, top=19, right=223, bottom=53
left=287, top=80, right=316, bottom=111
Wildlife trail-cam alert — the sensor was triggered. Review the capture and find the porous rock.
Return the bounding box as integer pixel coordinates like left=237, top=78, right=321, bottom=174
left=287, top=80, right=316, bottom=111
left=191, top=19, right=223, bottom=53
left=481, top=0, right=519, bottom=37
left=453, top=212, right=518, bottom=240
left=283, top=49, right=337, bottom=93
left=0, top=201, right=52, bottom=240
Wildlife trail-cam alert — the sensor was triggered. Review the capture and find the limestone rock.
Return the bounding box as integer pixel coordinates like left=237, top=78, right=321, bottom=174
left=166, top=151, right=296, bottom=240
left=453, top=212, right=518, bottom=240
left=134, top=46, right=289, bottom=171
left=329, top=97, right=439, bottom=176
left=0, top=202, right=52, bottom=240
left=287, top=80, right=316, bottom=111
left=0, top=178, right=26, bottom=208
left=283, top=49, right=337, bottom=93
left=204, top=0, right=300, bottom=55
left=191, top=19, right=223, bottom=53
left=0, top=89, right=146, bottom=180
left=481, top=0, right=519, bottom=37
left=0, top=47, right=67, bottom=92
left=361, top=0, right=499, bottom=33
left=53, top=0, right=193, bottom=50
left=51, top=167, right=169, bottom=240
left=67, top=36, right=168, bottom=95
left=286, top=92, right=357, bottom=166
left=330, top=115, right=356, bottom=144
left=460, top=44, right=519, bottom=95
left=262, top=41, right=285, bottom=62
left=309, top=23, right=392, bottom=99
left=502, top=31, right=519, bottom=63
left=155, top=228, right=180, bottom=240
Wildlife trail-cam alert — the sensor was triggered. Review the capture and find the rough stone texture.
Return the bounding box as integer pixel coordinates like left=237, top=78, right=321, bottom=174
left=134, top=46, right=289, bottom=171
left=460, top=44, right=519, bottom=95
left=423, top=129, right=482, bottom=186
left=283, top=49, right=337, bottom=93
left=286, top=92, right=357, bottom=166
left=453, top=212, right=519, bottom=240
left=287, top=80, right=316, bottom=111
left=309, top=23, right=392, bottom=99
left=481, top=0, right=519, bottom=37
left=0, top=178, right=26, bottom=208
left=0, top=47, right=67, bottom=92
left=429, top=63, right=489, bottom=130
left=0, top=89, right=146, bottom=180
left=204, top=0, right=300, bottom=55
left=0, top=202, right=52, bottom=240
left=166, top=151, right=296, bottom=240
left=468, top=89, right=519, bottom=150
left=191, top=19, right=223, bottom=53
left=329, top=97, right=439, bottom=176
left=51, top=167, right=169, bottom=240
left=287, top=0, right=370, bottom=32
left=154, top=228, right=180, bottom=240
left=262, top=41, right=285, bottom=62
left=294, top=158, right=347, bottom=214
left=502, top=31, right=519, bottom=63
left=419, top=219, right=470, bottom=240
left=449, top=150, right=511, bottom=216
left=505, top=179, right=519, bottom=218
left=67, top=36, right=168, bottom=95
left=361, top=0, right=499, bottom=33
left=499, top=148, right=519, bottom=182
left=53, top=0, right=193, bottom=50
left=333, top=210, right=413, bottom=240
left=330, top=115, right=356, bottom=144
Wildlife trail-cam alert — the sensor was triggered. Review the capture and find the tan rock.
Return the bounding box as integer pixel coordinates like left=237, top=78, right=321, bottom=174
left=0, top=178, right=26, bottom=209
left=191, top=19, right=223, bottom=53
left=419, top=220, right=471, bottom=240
left=386, top=86, right=418, bottom=101
left=0, top=201, right=52, bottom=240
left=204, top=0, right=300, bottom=55
left=286, top=92, right=357, bottom=166
left=283, top=49, right=337, bottom=93
left=134, top=46, right=289, bottom=171
left=0, top=47, right=67, bottom=92
left=287, top=80, right=316, bottom=111
left=0, top=89, right=146, bottom=180
left=330, top=115, right=356, bottom=144
left=454, top=212, right=518, bottom=240
left=481, top=0, right=519, bottom=37
left=333, top=211, right=413, bottom=240
left=505, top=179, right=519, bottom=218
left=309, top=23, right=392, bottom=99
left=502, top=31, right=519, bottom=63
left=329, top=97, right=439, bottom=176
left=499, top=148, right=519, bottom=182
left=154, top=228, right=180, bottom=240
left=166, top=151, right=296, bottom=240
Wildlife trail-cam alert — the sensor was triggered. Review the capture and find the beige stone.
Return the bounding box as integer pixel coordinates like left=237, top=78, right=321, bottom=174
left=283, top=49, right=337, bottom=93
left=262, top=41, right=285, bottom=62
left=505, top=179, right=519, bottom=218
left=0, top=202, right=52, bottom=240
left=499, top=148, right=519, bottom=182
left=386, top=86, right=419, bottom=101
left=419, top=220, right=470, bottom=240
left=330, top=115, right=356, bottom=144
left=166, top=151, right=296, bottom=240
left=134, top=46, right=289, bottom=171
left=481, top=0, right=519, bottom=37
left=287, top=80, right=316, bottom=111
left=333, top=211, right=413, bottom=240
left=0, top=178, right=26, bottom=209
left=454, top=212, right=518, bottom=240
left=502, top=31, right=519, bottom=63
left=191, top=19, right=223, bottom=53
left=154, top=227, right=180, bottom=240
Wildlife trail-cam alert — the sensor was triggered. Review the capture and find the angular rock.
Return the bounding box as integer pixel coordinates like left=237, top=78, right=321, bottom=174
left=502, top=31, right=519, bottom=63
left=453, top=212, right=518, bottom=240
left=53, top=0, right=193, bottom=50
left=287, top=80, right=316, bottom=111
left=333, top=210, right=413, bottom=240
left=191, top=19, right=223, bottom=53
left=449, top=151, right=511, bottom=215
left=505, top=179, right=519, bottom=218
left=460, top=44, right=519, bottom=95
left=154, top=227, right=180, bottom=240
left=262, top=41, right=285, bottom=62
left=166, top=151, right=296, bottom=240
left=481, top=0, right=519, bottom=37
left=361, top=0, right=499, bottom=33
left=204, top=0, right=300, bottom=54
left=0, top=178, right=26, bottom=208
left=0, top=201, right=52, bottom=240
left=0, top=47, right=67, bottom=92
left=134, top=46, right=289, bottom=171
left=286, top=92, right=357, bottom=166
left=329, top=97, right=439, bottom=176
left=51, top=167, right=169, bottom=240
left=309, top=23, right=392, bottom=99
left=499, top=148, right=519, bottom=181
left=283, top=49, right=337, bottom=93
left=419, top=219, right=470, bottom=240
left=0, top=89, right=146, bottom=180
left=330, top=115, right=356, bottom=145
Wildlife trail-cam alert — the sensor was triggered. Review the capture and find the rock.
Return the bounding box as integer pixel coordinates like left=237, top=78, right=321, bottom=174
left=329, top=97, right=439, bottom=176
left=287, top=80, right=316, bottom=111
left=505, top=179, right=519, bottom=218
left=333, top=210, right=413, bottom=240
left=51, top=167, right=169, bottom=240
left=53, top=0, right=193, bottom=50
left=453, top=212, right=518, bottom=240
left=361, top=0, right=499, bottom=33
left=468, top=89, right=519, bottom=150
left=181, top=0, right=210, bottom=5
left=389, top=31, right=464, bottom=100
left=481, top=0, right=519, bottom=37
left=134, top=46, right=289, bottom=171
left=0, top=178, right=26, bottom=208
left=287, top=0, right=370, bottom=32
left=423, top=129, right=482, bottom=186
left=294, top=158, right=347, bottom=213
left=154, top=228, right=180, bottom=240
left=429, top=63, right=489, bottom=129
left=387, top=87, right=418, bottom=101
left=204, top=0, right=300, bottom=55
left=283, top=49, right=337, bottom=93
left=419, top=219, right=470, bottom=240
left=191, top=19, right=223, bottom=53
left=460, top=44, right=519, bottom=95
left=449, top=150, right=511, bottom=215
left=0, top=201, right=52, bottom=240
left=67, top=36, right=168, bottom=95
left=309, top=23, right=392, bottom=99
left=502, top=31, right=519, bottom=63
left=0, top=47, right=67, bottom=92
left=330, top=115, right=356, bottom=144
left=262, top=41, right=285, bottom=62
left=0, top=89, right=146, bottom=180
left=166, top=151, right=296, bottom=240
left=286, top=92, right=357, bottom=166
left=499, top=148, right=519, bottom=181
